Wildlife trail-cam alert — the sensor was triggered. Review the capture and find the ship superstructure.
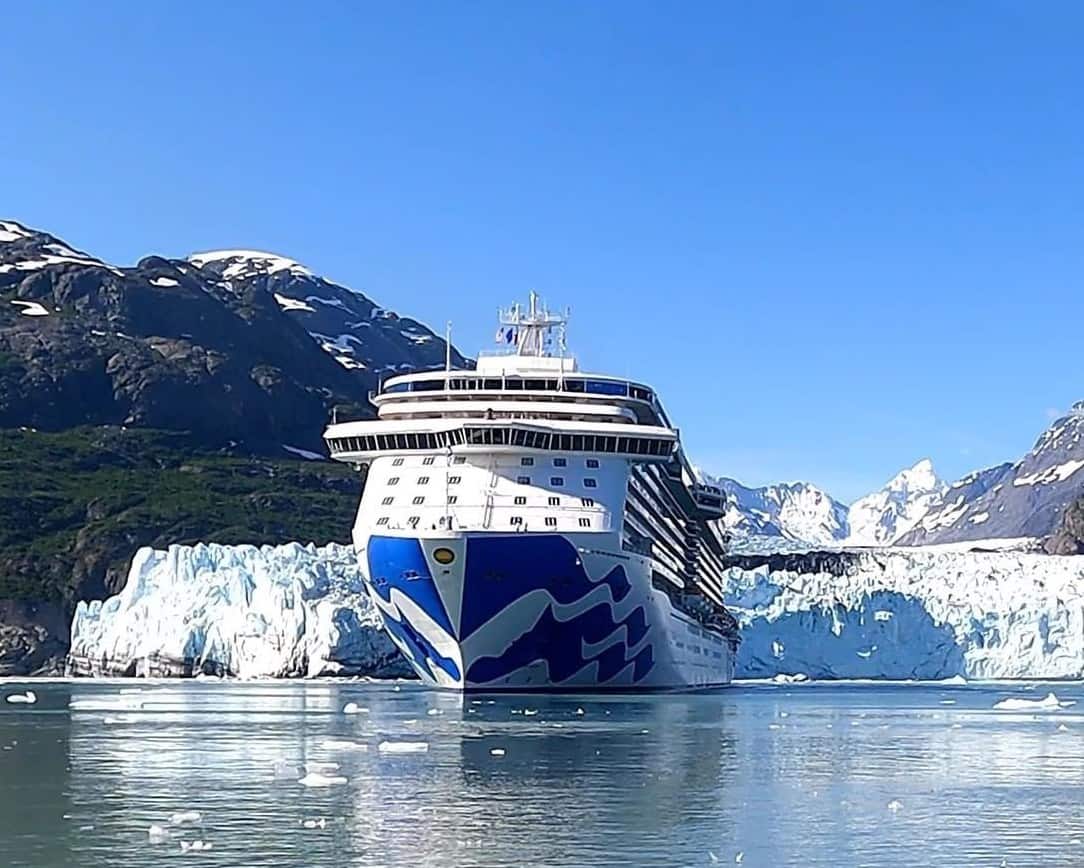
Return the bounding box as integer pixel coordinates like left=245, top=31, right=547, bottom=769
left=325, top=295, right=739, bottom=690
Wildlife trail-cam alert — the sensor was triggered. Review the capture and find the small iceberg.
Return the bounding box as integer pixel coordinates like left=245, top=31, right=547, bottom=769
left=170, top=811, right=202, bottom=826
left=377, top=741, right=428, bottom=754
left=180, top=840, right=212, bottom=852
left=304, top=761, right=340, bottom=773
left=298, top=772, right=348, bottom=787
left=342, top=702, right=368, bottom=715
left=992, top=692, right=1074, bottom=712
left=490, top=748, right=506, bottom=757
left=5, top=690, right=37, bottom=705
left=323, top=739, right=368, bottom=752
left=148, top=824, right=170, bottom=843
left=302, top=818, right=327, bottom=829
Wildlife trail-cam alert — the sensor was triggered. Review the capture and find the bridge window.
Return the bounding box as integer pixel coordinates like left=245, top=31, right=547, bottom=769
left=388, top=477, right=400, bottom=486
left=581, top=497, right=595, bottom=507
left=550, top=477, right=564, bottom=486
left=584, top=478, right=597, bottom=488
left=586, top=380, right=628, bottom=396
left=376, top=516, right=389, bottom=526
left=412, top=496, right=425, bottom=505
left=545, top=517, right=557, bottom=527
left=417, top=476, right=430, bottom=485
left=514, top=496, right=526, bottom=505
left=579, top=518, right=591, bottom=528
left=548, top=496, right=560, bottom=506
left=381, top=496, right=394, bottom=505
left=517, top=475, right=530, bottom=485
left=586, top=459, right=599, bottom=468
left=553, top=457, right=566, bottom=467
left=521, top=457, right=534, bottom=466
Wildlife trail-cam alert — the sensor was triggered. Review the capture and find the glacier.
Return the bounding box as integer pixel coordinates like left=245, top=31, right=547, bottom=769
left=724, top=547, right=1084, bottom=680
left=69, top=540, right=1084, bottom=682
left=69, top=542, right=407, bottom=678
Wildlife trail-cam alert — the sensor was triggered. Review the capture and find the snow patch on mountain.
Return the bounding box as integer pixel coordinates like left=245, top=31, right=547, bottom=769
left=846, top=459, right=946, bottom=546
left=188, top=249, right=312, bottom=280
left=724, top=548, right=1084, bottom=679
left=69, top=542, right=405, bottom=678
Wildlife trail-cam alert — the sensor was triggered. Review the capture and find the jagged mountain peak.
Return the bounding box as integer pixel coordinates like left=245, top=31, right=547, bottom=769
left=717, top=476, right=849, bottom=546
left=884, top=458, right=939, bottom=492
left=845, top=459, right=945, bottom=547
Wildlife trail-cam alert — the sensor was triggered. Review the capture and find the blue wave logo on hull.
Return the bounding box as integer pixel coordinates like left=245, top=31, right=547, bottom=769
left=461, top=535, right=654, bottom=687
left=367, top=536, right=460, bottom=683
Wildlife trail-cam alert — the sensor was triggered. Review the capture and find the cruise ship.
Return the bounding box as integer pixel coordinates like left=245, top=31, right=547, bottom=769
left=324, top=295, right=740, bottom=691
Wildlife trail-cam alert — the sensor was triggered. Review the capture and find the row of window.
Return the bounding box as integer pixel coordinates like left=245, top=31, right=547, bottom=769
left=377, top=495, right=597, bottom=508
left=385, top=474, right=597, bottom=489
left=382, top=376, right=653, bottom=403
left=374, top=515, right=594, bottom=529
left=520, top=457, right=599, bottom=468
left=326, top=427, right=672, bottom=458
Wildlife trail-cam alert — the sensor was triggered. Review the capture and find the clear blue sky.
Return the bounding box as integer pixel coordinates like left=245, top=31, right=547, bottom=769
left=5, top=2, right=1083, bottom=501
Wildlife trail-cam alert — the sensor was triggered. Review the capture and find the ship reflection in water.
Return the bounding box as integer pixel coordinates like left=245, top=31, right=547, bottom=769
left=2, top=680, right=1084, bottom=867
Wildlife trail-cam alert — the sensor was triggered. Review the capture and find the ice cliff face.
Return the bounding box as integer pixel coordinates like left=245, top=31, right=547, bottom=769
left=846, top=459, right=946, bottom=546
left=722, top=548, right=1084, bottom=679
left=69, top=542, right=407, bottom=678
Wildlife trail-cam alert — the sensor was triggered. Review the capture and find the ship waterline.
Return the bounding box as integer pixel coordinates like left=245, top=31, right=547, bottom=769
left=326, top=295, right=739, bottom=690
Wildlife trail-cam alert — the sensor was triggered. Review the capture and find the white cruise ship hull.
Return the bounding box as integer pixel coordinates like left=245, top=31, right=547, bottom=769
left=358, top=530, right=736, bottom=691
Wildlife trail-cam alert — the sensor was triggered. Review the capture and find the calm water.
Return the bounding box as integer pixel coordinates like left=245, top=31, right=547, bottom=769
left=3, top=679, right=1084, bottom=867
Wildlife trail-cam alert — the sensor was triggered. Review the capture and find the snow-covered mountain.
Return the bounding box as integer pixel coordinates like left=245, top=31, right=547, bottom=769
left=845, top=459, right=946, bottom=546
left=897, top=404, right=1084, bottom=548
left=718, top=478, right=849, bottom=545
left=719, top=460, right=946, bottom=547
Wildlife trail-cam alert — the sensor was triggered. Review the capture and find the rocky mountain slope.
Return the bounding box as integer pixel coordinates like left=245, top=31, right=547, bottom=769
left=0, top=219, right=465, bottom=674
left=898, top=405, right=1084, bottom=549
left=0, top=220, right=465, bottom=454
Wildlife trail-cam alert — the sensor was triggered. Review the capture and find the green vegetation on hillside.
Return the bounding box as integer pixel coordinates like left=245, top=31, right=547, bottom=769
left=0, top=427, right=361, bottom=606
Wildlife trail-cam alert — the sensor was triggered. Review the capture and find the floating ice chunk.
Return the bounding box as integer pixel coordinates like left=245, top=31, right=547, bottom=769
left=772, top=673, right=809, bottom=684
left=304, top=761, right=340, bottom=773
left=941, top=675, right=968, bottom=685
left=992, top=692, right=1073, bottom=712
left=299, top=772, right=348, bottom=787
left=426, top=708, right=443, bottom=716
left=887, top=800, right=903, bottom=813
left=180, top=840, right=212, bottom=852
left=575, top=708, right=585, bottom=716
left=1057, top=724, right=1070, bottom=732
left=103, top=714, right=140, bottom=725
left=708, top=852, right=719, bottom=864
left=378, top=739, right=428, bottom=753
left=736, top=853, right=744, bottom=864
left=939, top=700, right=956, bottom=705
left=322, top=740, right=368, bottom=752
left=524, top=709, right=539, bottom=717
left=490, top=748, right=506, bottom=757
left=302, top=818, right=327, bottom=829
left=273, top=761, right=302, bottom=780
left=5, top=690, right=36, bottom=704
left=170, top=811, right=202, bottom=825
left=148, top=824, right=170, bottom=843
left=342, top=702, right=368, bottom=715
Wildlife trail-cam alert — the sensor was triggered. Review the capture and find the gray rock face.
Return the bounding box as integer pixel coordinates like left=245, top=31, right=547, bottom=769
left=0, top=222, right=465, bottom=454
left=897, top=407, right=1084, bottom=546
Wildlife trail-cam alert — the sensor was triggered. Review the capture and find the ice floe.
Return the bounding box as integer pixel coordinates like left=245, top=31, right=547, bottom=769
left=298, top=772, right=348, bottom=787
left=991, top=692, right=1074, bottom=712
left=4, top=690, right=36, bottom=704
left=377, top=741, right=428, bottom=754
